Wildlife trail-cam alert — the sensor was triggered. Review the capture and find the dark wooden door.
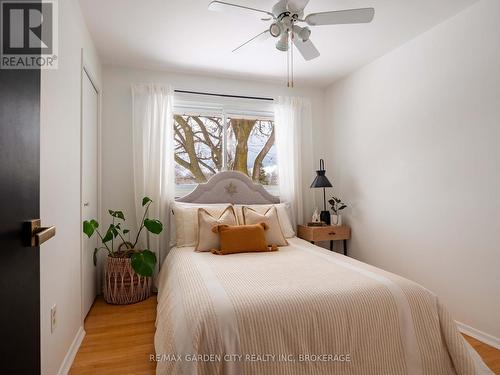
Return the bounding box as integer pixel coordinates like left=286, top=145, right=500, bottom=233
left=0, top=62, right=41, bottom=372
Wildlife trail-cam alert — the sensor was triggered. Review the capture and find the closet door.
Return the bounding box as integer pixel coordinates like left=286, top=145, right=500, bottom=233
left=81, top=70, right=99, bottom=318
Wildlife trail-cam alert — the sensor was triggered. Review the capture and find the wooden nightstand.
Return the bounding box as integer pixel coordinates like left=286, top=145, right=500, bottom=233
left=297, top=225, right=351, bottom=255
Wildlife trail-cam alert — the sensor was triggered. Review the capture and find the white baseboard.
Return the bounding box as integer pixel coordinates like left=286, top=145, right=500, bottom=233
left=57, top=326, right=86, bottom=375
left=456, top=321, right=500, bottom=350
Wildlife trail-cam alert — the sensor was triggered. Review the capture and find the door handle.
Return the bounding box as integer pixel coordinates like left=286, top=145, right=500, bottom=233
left=25, top=219, right=56, bottom=247
left=83, top=202, right=90, bottom=207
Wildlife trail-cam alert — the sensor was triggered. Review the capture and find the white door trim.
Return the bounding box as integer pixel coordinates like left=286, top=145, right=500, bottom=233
left=80, top=49, right=102, bottom=324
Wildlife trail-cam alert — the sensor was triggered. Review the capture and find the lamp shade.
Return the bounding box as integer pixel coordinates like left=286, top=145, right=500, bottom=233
left=310, top=159, right=332, bottom=188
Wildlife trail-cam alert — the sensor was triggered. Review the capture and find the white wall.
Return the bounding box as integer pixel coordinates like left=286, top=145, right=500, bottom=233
left=40, top=0, right=101, bottom=373
left=101, top=66, right=326, bottom=236
left=324, top=0, right=500, bottom=344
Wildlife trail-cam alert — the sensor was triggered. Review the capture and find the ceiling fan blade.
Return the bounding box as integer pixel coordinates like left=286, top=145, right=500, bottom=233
left=209, top=1, right=274, bottom=19
left=305, top=8, right=375, bottom=26
left=232, top=30, right=270, bottom=53
left=287, top=0, right=310, bottom=13
left=293, top=38, right=320, bottom=61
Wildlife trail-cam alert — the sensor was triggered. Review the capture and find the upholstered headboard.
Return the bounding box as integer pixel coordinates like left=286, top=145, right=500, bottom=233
left=176, top=171, right=280, bottom=204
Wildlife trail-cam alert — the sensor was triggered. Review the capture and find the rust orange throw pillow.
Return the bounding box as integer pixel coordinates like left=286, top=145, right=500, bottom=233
left=211, top=223, right=278, bottom=255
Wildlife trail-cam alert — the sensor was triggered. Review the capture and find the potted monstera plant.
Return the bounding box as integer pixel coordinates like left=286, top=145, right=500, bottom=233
left=83, top=197, right=162, bottom=304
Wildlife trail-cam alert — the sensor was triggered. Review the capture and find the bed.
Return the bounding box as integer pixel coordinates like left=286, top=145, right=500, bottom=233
left=155, top=171, right=491, bottom=375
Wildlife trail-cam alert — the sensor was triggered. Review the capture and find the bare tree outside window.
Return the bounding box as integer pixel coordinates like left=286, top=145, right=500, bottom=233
left=174, top=115, right=223, bottom=183
left=174, top=114, right=277, bottom=186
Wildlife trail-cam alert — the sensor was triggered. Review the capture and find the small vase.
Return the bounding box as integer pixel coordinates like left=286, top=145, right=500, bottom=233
left=331, top=214, right=342, bottom=226
left=320, top=210, right=331, bottom=225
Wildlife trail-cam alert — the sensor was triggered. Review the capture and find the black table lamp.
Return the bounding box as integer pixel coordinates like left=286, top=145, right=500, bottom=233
left=310, top=159, right=333, bottom=225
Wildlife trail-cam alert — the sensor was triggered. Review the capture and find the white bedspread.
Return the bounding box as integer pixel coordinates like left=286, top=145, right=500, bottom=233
left=154, top=237, right=492, bottom=375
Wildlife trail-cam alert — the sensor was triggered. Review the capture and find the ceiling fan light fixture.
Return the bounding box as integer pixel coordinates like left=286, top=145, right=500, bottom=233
left=275, top=32, right=289, bottom=51
left=298, top=26, right=311, bottom=42
left=269, top=22, right=282, bottom=38
left=293, top=25, right=311, bottom=42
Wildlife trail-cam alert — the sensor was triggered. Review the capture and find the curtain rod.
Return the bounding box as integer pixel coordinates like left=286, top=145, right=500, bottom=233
left=174, top=89, right=274, bottom=102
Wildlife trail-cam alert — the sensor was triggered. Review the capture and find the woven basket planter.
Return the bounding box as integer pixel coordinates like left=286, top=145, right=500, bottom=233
left=103, top=255, right=152, bottom=305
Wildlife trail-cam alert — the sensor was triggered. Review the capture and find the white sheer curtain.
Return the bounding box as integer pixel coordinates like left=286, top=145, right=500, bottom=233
left=274, top=96, right=313, bottom=227
left=131, top=84, right=175, bottom=276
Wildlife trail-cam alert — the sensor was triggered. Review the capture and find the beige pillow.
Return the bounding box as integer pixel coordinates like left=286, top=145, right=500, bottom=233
left=234, top=204, right=295, bottom=238
left=172, top=202, right=233, bottom=247
left=196, top=206, right=237, bottom=252
left=242, top=206, right=288, bottom=246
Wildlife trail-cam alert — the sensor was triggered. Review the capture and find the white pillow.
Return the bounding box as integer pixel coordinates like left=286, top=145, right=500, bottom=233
left=242, top=206, right=288, bottom=247
left=234, top=203, right=295, bottom=238
left=172, top=202, right=233, bottom=247
left=196, top=206, right=237, bottom=252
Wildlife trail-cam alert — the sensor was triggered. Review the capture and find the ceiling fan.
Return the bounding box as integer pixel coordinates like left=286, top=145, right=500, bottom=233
left=208, top=0, right=375, bottom=86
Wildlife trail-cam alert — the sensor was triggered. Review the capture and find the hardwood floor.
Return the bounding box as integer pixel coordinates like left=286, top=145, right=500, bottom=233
left=71, top=296, right=500, bottom=374
left=465, top=334, right=500, bottom=374
left=70, top=296, right=156, bottom=374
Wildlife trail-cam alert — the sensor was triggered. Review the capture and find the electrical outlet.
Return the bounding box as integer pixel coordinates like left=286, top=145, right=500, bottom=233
left=50, top=305, right=57, bottom=333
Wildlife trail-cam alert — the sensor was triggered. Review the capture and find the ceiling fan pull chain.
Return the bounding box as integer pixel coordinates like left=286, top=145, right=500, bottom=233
left=287, top=33, right=289, bottom=87
left=287, top=31, right=290, bottom=87
left=291, top=30, right=294, bottom=88
left=286, top=34, right=291, bottom=87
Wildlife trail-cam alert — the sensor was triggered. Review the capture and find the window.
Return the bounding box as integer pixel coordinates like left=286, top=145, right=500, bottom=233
left=173, top=97, right=277, bottom=196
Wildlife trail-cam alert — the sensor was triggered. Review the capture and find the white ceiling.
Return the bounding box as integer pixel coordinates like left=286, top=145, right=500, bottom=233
left=79, top=0, right=478, bottom=87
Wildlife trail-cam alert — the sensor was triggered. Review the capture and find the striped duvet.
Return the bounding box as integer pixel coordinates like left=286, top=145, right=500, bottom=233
left=155, top=237, right=492, bottom=375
